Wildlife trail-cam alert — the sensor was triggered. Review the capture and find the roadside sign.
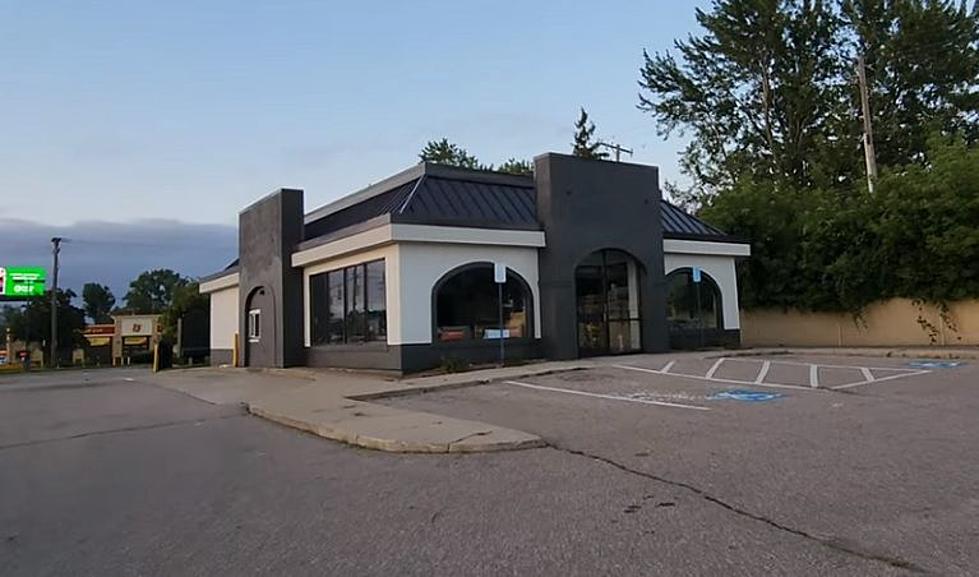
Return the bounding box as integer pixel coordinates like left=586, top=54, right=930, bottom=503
left=692, top=267, right=702, bottom=283
left=494, top=262, right=506, bottom=284
left=0, top=267, right=47, bottom=297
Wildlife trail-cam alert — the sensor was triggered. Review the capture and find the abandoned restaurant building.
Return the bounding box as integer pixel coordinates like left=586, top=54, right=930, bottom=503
left=199, top=153, right=750, bottom=372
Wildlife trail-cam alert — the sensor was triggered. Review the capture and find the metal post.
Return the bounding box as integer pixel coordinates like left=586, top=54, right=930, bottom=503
left=50, top=237, right=62, bottom=368
left=498, top=282, right=505, bottom=367
left=695, top=278, right=704, bottom=349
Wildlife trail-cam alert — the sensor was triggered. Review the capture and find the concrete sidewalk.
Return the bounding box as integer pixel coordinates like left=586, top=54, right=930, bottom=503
left=151, top=345, right=974, bottom=454
left=150, top=364, right=569, bottom=453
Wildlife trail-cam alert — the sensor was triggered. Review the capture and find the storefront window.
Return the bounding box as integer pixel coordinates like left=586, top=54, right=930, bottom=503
left=435, top=266, right=529, bottom=342
left=666, top=268, right=722, bottom=331
left=310, top=260, right=386, bottom=345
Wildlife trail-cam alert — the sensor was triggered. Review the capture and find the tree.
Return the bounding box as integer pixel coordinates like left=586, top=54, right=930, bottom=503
left=82, top=283, right=115, bottom=324
left=124, top=269, right=187, bottom=314
left=160, top=281, right=210, bottom=341
left=639, top=0, right=979, bottom=206
left=419, top=138, right=483, bottom=169
left=6, top=290, right=86, bottom=364
left=842, top=0, right=979, bottom=167
left=497, top=158, right=534, bottom=176
left=639, top=0, right=845, bottom=204
left=572, top=108, right=609, bottom=160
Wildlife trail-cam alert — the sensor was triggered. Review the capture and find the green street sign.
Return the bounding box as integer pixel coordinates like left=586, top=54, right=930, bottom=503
left=0, top=267, right=47, bottom=297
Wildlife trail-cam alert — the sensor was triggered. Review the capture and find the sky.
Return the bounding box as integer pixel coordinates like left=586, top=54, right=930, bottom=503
left=0, top=0, right=706, bottom=299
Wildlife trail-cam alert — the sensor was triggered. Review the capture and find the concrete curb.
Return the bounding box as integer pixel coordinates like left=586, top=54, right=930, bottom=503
left=247, top=403, right=546, bottom=454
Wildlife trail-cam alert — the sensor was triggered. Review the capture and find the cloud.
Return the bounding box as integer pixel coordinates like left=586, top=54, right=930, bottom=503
left=0, top=218, right=237, bottom=302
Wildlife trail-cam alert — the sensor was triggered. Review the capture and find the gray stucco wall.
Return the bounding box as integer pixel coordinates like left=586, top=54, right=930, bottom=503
left=534, top=153, right=670, bottom=360
left=238, top=189, right=306, bottom=368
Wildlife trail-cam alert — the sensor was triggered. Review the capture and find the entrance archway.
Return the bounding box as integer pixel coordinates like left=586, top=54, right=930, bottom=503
left=575, top=249, right=642, bottom=356
left=243, top=286, right=275, bottom=367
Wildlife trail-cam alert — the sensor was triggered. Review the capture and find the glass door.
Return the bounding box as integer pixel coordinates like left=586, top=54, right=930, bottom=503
left=575, top=250, right=642, bottom=356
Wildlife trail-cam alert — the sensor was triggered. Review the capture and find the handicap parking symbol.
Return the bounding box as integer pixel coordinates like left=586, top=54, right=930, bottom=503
left=907, top=360, right=964, bottom=369
left=709, top=389, right=783, bottom=403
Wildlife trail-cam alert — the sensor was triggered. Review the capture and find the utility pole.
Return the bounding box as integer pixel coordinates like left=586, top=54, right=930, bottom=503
left=50, top=237, right=62, bottom=368
left=597, top=141, right=634, bottom=162
left=856, top=55, right=878, bottom=194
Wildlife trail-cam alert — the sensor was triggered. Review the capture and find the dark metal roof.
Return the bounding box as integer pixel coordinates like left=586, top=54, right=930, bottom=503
left=303, top=179, right=419, bottom=240
left=659, top=200, right=734, bottom=240
left=398, top=177, right=537, bottom=228
left=301, top=162, right=738, bottom=243
left=303, top=169, right=538, bottom=240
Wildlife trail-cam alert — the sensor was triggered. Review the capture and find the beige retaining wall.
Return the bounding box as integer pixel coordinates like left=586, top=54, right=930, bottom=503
left=741, top=298, right=979, bottom=347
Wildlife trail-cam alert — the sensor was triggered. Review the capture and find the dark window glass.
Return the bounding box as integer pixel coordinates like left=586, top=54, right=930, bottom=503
left=309, top=273, right=328, bottom=345
left=436, top=266, right=528, bottom=342
left=345, top=266, right=365, bottom=343
left=366, top=260, right=386, bottom=342
left=327, top=270, right=345, bottom=343
left=666, top=269, right=721, bottom=330
left=310, top=260, right=385, bottom=346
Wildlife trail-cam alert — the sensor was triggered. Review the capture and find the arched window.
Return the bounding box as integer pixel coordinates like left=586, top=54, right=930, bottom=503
left=665, top=268, right=722, bottom=332
left=435, top=265, right=530, bottom=342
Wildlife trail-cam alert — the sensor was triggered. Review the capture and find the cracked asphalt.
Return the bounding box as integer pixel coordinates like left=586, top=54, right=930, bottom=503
left=2, top=356, right=976, bottom=576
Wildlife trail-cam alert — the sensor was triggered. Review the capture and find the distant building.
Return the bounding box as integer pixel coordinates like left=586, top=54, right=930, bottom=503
left=81, top=314, right=163, bottom=365
left=201, top=154, right=750, bottom=372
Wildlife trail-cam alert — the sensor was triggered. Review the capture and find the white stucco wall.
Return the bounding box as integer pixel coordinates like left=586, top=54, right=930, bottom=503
left=209, top=286, right=239, bottom=350
left=663, top=253, right=742, bottom=330
left=397, top=243, right=541, bottom=345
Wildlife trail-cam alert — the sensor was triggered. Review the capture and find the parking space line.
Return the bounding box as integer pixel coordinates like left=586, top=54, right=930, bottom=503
left=612, top=364, right=818, bottom=392
left=809, top=365, right=819, bottom=388
left=754, top=361, right=771, bottom=384
left=860, top=367, right=874, bottom=382
left=831, top=370, right=930, bottom=390
left=503, top=380, right=711, bottom=411
left=705, top=358, right=724, bottom=380
left=728, top=357, right=921, bottom=373
left=661, top=360, right=676, bottom=373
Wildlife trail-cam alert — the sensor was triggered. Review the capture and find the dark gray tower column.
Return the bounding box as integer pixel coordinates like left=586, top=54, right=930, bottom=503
left=533, top=153, right=669, bottom=359
left=238, top=188, right=306, bottom=368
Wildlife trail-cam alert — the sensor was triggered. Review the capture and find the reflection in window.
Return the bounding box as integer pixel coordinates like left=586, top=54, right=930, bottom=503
left=310, top=260, right=386, bottom=345
left=666, top=269, right=721, bottom=331
left=436, top=266, right=529, bottom=342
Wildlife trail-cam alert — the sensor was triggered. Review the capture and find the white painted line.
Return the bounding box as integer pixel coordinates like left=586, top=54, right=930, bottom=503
left=860, top=367, right=874, bottom=382
left=727, top=357, right=920, bottom=373
left=754, top=360, right=772, bottom=384
left=661, top=360, right=676, bottom=373
left=809, top=365, right=819, bottom=388
left=503, top=380, right=710, bottom=411
left=831, top=370, right=930, bottom=390
left=124, top=378, right=135, bottom=382
left=612, top=364, right=818, bottom=392
left=705, top=358, right=725, bottom=380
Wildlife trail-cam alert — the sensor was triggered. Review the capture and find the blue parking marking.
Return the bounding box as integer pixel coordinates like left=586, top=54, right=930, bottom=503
left=709, top=389, right=784, bottom=403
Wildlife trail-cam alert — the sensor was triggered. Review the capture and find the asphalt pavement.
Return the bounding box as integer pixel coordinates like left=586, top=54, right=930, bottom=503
left=1, top=358, right=974, bottom=576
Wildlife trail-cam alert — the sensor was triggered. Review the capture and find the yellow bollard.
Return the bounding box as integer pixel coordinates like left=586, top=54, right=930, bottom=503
left=231, top=332, right=240, bottom=367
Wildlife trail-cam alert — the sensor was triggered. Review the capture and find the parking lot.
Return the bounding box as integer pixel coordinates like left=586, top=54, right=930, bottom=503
left=384, top=354, right=979, bottom=575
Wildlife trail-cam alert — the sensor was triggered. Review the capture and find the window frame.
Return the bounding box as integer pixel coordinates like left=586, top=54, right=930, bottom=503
left=247, top=308, right=261, bottom=342
left=431, top=262, right=533, bottom=345
left=664, top=267, right=723, bottom=332
left=309, top=259, right=387, bottom=347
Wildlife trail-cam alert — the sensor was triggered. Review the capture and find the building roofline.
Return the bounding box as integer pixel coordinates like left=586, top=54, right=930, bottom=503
left=199, top=265, right=240, bottom=285
left=303, top=162, right=535, bottom=226
left=303, top=164, right=426, bottom=225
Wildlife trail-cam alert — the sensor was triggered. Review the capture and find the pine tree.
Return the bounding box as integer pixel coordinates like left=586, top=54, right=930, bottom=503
left=572, top=108, right=608, bottom=159
left=418, top=138, right=482, bottom=169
